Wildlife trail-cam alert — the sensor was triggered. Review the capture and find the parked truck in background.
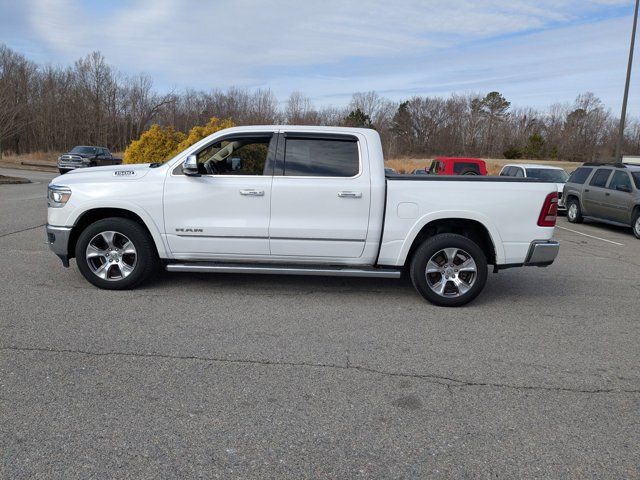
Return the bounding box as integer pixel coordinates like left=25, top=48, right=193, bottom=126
left=58, top=146, right=121, bottom=174
left=46, top=126, right=560, bottom=306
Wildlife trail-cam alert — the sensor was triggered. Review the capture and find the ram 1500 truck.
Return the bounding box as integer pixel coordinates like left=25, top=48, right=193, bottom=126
left=46, top=126, right=560, bottom=306
left=58, top=146, right=121, bottom=174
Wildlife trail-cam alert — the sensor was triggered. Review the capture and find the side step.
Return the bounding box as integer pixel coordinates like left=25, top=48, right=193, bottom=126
left=165, top=262, right=402, bottom=278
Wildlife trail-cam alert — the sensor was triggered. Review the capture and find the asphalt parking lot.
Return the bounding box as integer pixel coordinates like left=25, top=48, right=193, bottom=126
left=1, top=168, right=638, bottom=479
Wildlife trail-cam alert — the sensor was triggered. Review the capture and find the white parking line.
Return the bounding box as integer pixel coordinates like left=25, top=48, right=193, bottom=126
left=556, top=225, right=624, bottom=246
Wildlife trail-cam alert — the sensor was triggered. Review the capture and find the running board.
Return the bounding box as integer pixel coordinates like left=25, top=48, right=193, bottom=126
left=165, top=262, right=402, bottom=278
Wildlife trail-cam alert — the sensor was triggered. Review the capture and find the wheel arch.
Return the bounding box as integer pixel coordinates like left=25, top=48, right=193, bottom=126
left=402, top=216, right=500, bottom=267
left=67, top=207, right=167, bottom=260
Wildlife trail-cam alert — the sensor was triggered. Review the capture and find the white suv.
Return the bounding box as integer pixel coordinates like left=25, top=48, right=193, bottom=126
left=499, top=164, right=569, bottom=211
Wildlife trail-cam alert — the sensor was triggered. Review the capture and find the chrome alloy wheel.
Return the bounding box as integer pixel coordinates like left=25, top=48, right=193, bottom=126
left=425, top=247, right=477, bottom=297
left=635, top=216, right=640, bottom=237
left=85, top=231, right=137, bottom=281
left=568, top=203, right=578, bottom=221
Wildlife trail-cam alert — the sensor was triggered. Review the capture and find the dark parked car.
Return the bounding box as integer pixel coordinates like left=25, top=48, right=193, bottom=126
left=563, top=163, right=640, bottom=239
left=57, top=146, right=121, bottom=174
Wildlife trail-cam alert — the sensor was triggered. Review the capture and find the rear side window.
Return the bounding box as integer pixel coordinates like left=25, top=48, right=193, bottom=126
left=589, top=168, right=612, bottom=187
left=284, top=138, right=359, bottom=177
left=453, top=162, right=480, bottom=175
left=608, top=170, right=632, bottom=191
left=568, top=167, right=592, bottom=184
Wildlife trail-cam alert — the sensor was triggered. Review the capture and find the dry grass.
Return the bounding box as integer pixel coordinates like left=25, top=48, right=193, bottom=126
left=0, top=151, right=58, bottom=167
left=385, top=156, right=582, bottom=175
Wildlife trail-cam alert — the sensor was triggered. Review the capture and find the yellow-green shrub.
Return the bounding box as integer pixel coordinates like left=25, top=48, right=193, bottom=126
left=123, top=125, right=186, bottom=164
left=123, top=118, right=235, bottom=165
left=175, top=117, right=235, bottom=153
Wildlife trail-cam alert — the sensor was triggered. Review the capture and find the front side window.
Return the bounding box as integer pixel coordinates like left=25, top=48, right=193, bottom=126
left=608, top=170, right=633, bottom=191
left=500, top=167, right=512, bottom=176
left=194, top=136, right=271, bottom=175
left=632, top=172, right=640, bottom=189
left=589, top=168, right=612, bottom=188
left=284, top=138, right=359, bottom=177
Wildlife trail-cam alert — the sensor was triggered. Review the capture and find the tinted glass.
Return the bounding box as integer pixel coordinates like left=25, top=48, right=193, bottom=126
left=525, top=168, right=569, bottom=182
left=589, top=168, right=612, bottom=187
left=568, top=167, right=592, bottom=184
left=514, top=168, right=524, bottom=178
left=499, top=167, right=510, bottom=176
left=71, top=146, right=97, bottom=154
left=195, top=136, right=271, bottom=175
left=284, top=139, right=359, bottom=177
left=609, top=170, right=632, bottom=191
left=632, top=172, right=640, bottom=189
left=453, top=162, right=480, bottom=174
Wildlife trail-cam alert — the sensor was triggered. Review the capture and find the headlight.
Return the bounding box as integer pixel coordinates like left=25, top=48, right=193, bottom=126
left=47, top=185, right=72, bottom=208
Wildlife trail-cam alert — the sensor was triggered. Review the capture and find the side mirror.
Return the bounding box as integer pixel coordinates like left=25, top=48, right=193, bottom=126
left=183, top=154, right=200, bottom=176
left=616, top=184, right=631, bottom=193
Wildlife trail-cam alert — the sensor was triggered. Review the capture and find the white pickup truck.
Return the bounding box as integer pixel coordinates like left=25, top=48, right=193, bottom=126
left=46, top=126, right=560, bottom=306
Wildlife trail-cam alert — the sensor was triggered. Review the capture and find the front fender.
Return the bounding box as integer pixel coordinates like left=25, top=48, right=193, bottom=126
left=63, top=200, right=170, bottom=259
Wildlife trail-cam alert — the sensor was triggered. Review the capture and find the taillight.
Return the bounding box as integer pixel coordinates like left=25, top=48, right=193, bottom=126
left=538, top=192, right=558, bottom=227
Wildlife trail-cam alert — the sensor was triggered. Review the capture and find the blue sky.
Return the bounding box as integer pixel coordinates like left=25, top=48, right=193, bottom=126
left=1, top=0, right=639, bottom=114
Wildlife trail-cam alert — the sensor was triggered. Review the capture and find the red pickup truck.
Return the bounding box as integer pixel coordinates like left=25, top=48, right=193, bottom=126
left=427, top=157, right=487, bottom=176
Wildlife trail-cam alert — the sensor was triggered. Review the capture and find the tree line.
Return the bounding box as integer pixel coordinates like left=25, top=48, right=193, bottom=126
left=2, top=44, right=640, bottom=161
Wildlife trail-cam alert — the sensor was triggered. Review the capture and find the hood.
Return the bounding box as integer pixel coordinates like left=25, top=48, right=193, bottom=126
left=51, top=163, right=155, bottom=185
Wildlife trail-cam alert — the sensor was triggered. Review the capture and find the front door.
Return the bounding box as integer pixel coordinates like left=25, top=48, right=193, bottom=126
left=269, top=132, right=370, bottom=259
left=163, top=132, right=276, bottom=258
left=604, top=170, right=634, bottom=224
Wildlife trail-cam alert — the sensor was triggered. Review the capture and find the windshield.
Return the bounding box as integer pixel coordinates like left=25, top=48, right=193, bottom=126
left=525, top=168, right=569, bottom=183
left=70, top=146, right=97, bottom=155
left=632, top=172, right=640, bottom=189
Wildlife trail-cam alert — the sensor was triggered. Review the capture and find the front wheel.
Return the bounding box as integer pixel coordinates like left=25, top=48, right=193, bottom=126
left=632, top=210, right=640, bottom=240
left=410, top=233, right=488, bottom=307
left=75, top=217, right=158, bottom=290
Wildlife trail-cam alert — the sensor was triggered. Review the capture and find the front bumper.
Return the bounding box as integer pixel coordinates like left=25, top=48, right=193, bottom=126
left=46, top=224, right=72, bottom=267
left=57, top=162, right=89, bottom=171
left=525, top=240, right=560, bottom=267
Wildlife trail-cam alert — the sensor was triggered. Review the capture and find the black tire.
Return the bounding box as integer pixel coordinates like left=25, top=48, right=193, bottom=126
left=632, top=209, right=640, bottom=240
left=410, top=233, right=488, bottom=307
left=566, top=197, right=583, bottom=224
left=75, top=217, right=158, bottom=290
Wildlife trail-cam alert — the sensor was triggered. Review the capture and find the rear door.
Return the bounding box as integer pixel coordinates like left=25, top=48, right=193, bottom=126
left=583, top=168, right=612, bottom=217
left=269, top=132, right=370, bottom=258
left=604, top=170, right=635, bottom=224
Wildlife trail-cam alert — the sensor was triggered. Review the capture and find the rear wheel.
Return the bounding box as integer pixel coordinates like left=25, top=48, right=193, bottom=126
left=410, top=233, right=488, bottom=307
left=75, top=217, right=158, bottom=290
left=567, top=198, right=583, bottom=224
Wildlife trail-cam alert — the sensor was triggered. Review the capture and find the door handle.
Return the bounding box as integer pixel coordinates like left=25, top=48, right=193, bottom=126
left=605, top=192, right=610, bottom=196
left=584, top=189, right=590, bottom=192
left=239, top=189, right=264, bottom=196
left=338, top=191, right=362, bottom=198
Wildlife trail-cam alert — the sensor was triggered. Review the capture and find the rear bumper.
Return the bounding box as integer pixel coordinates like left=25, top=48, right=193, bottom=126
left=46, top=224, right=72, bottom=267
left=525, top=240, right=560, bottom=267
